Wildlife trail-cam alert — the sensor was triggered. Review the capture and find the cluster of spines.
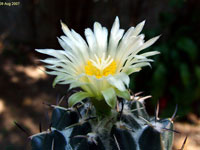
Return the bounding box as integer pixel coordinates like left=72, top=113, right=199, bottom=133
left=14, top=93, right=187, bottom=150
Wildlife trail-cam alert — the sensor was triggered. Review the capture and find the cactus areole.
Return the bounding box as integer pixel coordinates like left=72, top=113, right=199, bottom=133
left=32, top=17, right=174, bottom=150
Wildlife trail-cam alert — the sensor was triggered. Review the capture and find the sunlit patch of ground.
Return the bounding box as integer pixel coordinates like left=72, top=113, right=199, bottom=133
left=173, top=120, right=200, bottom=150
left=3, top=60, right=47, bottom=84
left=0, top=58, right=200, bottom=150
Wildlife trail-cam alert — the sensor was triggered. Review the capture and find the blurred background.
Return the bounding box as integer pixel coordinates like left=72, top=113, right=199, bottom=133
left=0, top=0, right=200, bottom=149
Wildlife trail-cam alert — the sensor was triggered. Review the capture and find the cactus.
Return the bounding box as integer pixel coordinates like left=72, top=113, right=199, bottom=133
left=30, top=94, right=174, bottom=150
left=30, top=17, right=175, bottom=150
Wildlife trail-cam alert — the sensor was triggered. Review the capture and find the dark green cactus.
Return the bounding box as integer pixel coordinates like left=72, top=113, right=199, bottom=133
left=30, top=95, right=174, bottom=150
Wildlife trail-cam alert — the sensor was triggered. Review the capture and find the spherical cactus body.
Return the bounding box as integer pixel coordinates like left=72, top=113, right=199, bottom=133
left=30, top=97, right=174, bottom=150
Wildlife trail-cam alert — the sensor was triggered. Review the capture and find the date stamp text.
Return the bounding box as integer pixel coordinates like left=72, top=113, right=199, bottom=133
left=0, top=1, right=20, bottom=6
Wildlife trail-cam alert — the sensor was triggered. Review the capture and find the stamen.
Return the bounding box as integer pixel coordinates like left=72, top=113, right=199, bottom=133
left=89, top=59, right=99, bottom=69
left=104, top=55, right=111, bottom=64
left=102, top=53, right=105, bottom=62
left=85, top=54, right=117, bottom=78
left=95, top=55, right=101, bottom=66
left=103, top=58, right=113, bottom=69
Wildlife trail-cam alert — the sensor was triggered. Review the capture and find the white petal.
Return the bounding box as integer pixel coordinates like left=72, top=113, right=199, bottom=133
left=116, top=29, right=144, bottom=60
left=137, top=35, right=160, bottom=52
left=116, top=38, right=143, bottom=72
left=132, top=20, right=145, bottom=36
left=123, top=62, right=151, bottom=75
left=133, top=55, right=147, bottom=59
left=45, top=65, right=71, bottom=75
left=108, top=17, right=124, bottom=57
left=71, top=29, right=90, bottom=59
left=102, top=27, right=108, bottom=53
left=59, top=80, right=75, bottom=85
left=53, top=74, right=73, bottom=87
left=107, top=75, right=126, bottom=91
left=45, top=71, right=63, bottom=75
left=122, top=27, right=135, bottom=41
left=71, top=29, right=88, bottom=48
left=125, top=67, right=141, bottom=75
left=59, top=36, right=87, bottom=66
left=50, top=63, right=78, bottom=75
left=94, top=22, right=103, bottom=41
left=57, top=37, right=71, bottom=51
left=36, top=49, right=67, bottom=60
left=60, top=21, right=89, bottom=62
left=108, top=79, right=125, bottom=91
left=131, top=62, right=151, bottom=68
left=40, top=58, right=61, bottom=64
left=131, top=58, right=154, bottom=64
left=120, top=37, right=143, bottom=57
left=141, top=51, right=160, bottom=57
left=60, top=21, right=75, bottom=41
left=36, top=49, right=80, bottom=70
left=118, top=72, right=130, bottom=87
left=123, top=59, right=153, bottom=72
left=57, top=37, right=85, bottom=65
left=85, top=28, right=97, bottom=56
left=108, top=29, right=124, bottom=57
left=41, top=58, right=77, bottom=72
left=93, top=22, right=108, bottom=57
left=111, top=17, right=120, bottom=35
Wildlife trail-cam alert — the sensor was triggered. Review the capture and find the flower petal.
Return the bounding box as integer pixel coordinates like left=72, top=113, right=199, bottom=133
left=53, top=75, right=73, bottom=87
left=132, top=20, right=145, bottom=36
left=118, top=72, right=130, bottom=87
left=125, top=67, right=141, bottom=75
left=60, top=21, right=89, bottom=62
left=107, top=74, right=127, bottom=91
left=115, top=89, right=130, bottom=100
left=57, top=37, right=71, bottom=51
left=68, top=92, right=91, bottom=107
left=93, top=22, right=108, bottom=57
left=101, top=88, right=117, bottom=108
left=36, top=17, right=160, bottom=105
left=137, top=35, right=160, bottom=52
left=35, top=49, right=67, bottom=60
left=85, top=28, right=97, bottom=55
left=141, top=51, right=160, bottom=57
left=131, top=62, right=151, bottom=68
left=108, top=17, right=124, bottom=57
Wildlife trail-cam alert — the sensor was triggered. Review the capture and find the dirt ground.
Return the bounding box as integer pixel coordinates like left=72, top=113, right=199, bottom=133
left=174, top=121, right=200, bottom=150
left=0, top=56, right=199, bottom=150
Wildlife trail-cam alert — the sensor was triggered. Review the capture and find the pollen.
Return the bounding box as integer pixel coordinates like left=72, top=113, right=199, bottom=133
left=85, top=54, right=117, bottom=79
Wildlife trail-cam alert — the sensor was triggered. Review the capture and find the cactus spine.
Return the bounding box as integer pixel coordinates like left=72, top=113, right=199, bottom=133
left=30, top=95, right=174, bottom=150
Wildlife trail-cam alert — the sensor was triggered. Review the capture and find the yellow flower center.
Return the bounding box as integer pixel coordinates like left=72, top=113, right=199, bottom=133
left=85, top=54, right=117, bottom=79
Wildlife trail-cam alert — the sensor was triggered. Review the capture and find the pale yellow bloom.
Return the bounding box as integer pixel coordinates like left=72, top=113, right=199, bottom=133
left=36, top=17, right=160, bottom=108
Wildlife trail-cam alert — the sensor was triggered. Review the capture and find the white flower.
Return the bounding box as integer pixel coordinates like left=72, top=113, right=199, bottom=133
left=36, top=17, right=160, bottom=108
